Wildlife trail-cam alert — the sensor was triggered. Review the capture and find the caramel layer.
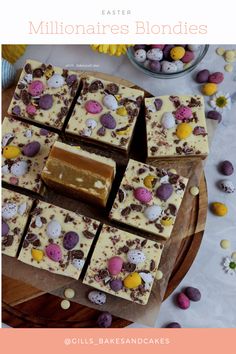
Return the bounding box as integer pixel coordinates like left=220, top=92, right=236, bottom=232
left=50, top=146, right=114, bottom=180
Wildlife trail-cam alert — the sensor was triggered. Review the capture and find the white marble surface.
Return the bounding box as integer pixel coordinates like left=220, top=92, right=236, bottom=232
left=4, top=45, right=236, bottom=328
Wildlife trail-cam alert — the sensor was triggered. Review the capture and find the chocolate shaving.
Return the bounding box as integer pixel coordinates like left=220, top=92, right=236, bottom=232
left=130, top=204, right=142, bottom=212
left=123, top=262, right=136, bottom=272
left=141, top=239, right=147, bottom=247
left=105, top=83, right=119, bottom=95
left=33, top=68, right=43, bottom=78
left=150, top=260, right=155, bottom=271
left=69, top=250, right=84, bottom=260
left=82, top=230, right=95, bottom=239
left=88, top=80, right=104, bottom=93
left=118, top=189, right=125, bottom=203
left=137, top=168, right=146, bottom=175
left=21, top=90, right=31, bottom=105
left=24, top=63, right=32, bottom=74
left=118, top=245, right=129, bottom=254
left=2, top=235, right=14, bottom=247
left=97, top=126, right=106, bottom=136
left=193, top=126, right=207, bottom=137
left=121, top=207, right=131, bottom=217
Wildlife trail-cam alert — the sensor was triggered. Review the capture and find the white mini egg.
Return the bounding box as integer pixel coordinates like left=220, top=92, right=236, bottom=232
left=47, top=73, right=65, bottom=88
left=10, top=161, right=28, bottom=177
left=82, top=128, right=92, bottom=136
left=144, top=205, right=163, bottom=221
left=35, top=215, right=43, bottom=228
left=18, top=202, right=27, bottom=216
left=24, top=129, right=33, bottom=138
left=88, top=291, right=106, bottom=305
left=46, top=219, right=62, bottom=239
left=139, top=272, right=154, bottom=284
left=2, top=133, right=14, bottom=147
left=134, top=49, right=147, bottom=63
left=72, top=258, right=85, bottom=270
left=174, top=60, right=184, bottom=71
left=86, top=119, right=97, bottom=130
left=219, top=180, right=235, bottom=193
left=127, top=249, right=146, bottom=265
left=102, top=94, right=118, bottom=110
left=188, top=45, right=200, bottom=51
left=2, top=203, right=17, bottom=220
left=161, top=112, right=176, bottom=129
left=147, top=48, right=163, bottom=61
left=161, top=61, right=178, bottom=73
left=2, top=165, right=9, bottom=174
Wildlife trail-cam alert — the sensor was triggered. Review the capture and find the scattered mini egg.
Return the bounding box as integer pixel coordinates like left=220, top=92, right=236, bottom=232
left=88, top=290, right=106, bottom=305
left=176, top=122, right=193, bottom=140
left=85, top=100, right=103, bottom=114
left=216, top=47, right=225, bottom=56
left=156, top=270, right=163, bottom=280
left=64, top=288, right=75, bottom=299
left=72, top=258, right=85, bottom=270
left=47, top=73, right=65, bottom=88
left=156, top=183, right=173, bottom=201
left=22, top=141, right=41, bottom=157
left=165, top=322, right=181, bottom=328
left=220, top=239, right=231, bottom=250
left=2, top=203, right=17, bottom=220
left=63, top=231, right=79, bottom=250
left=17, top=202, right=27, bottom=216
left=202, top=83, right=218, bottom=96
left=116, top=106, right=127, bottom=116
left=109, top=279, right=123, bottom=292
left=86, top=118, right=97, bottom=129
left=184, top=286, right=201, bottom=302
left=10, top=160, right=28, bottom=177
left=45, top=243, right=62, bottom=262
left=102, top=94, right=118, bottom=111
left=108, top=256, right=123, bottom=275
left=143, top=175, right=156, bottom=189
left=219, top=160, right=234, bottom=176
left=133, top=187, right=152, bottom=204
left=144, top=205, right=162, bottom=221
left=139, top=272, right=153, bottom=284
left=224, top=64, right=233, bottom=72
left=61, top=299, right=71, bottom=310
left=46, top=219, right=62, bottom=239
left=219, top=180, right=235, bottom=193
left=127, top=249, right=146, bottom=265
left=177, top=292, right=190, bottom=310
left=160, top=217, right=173, bottom=226
left=161, top=112, right=175, bottom=129
left=211, top=202, right=228, bottom=217
left=97, top=312, right=112, bottom=328
left=31, top=248, right=44, bottom=262
left=3, top=145, right=21, bottom=159
left=123, top=272, right=142, bottom=289
left=196, top=69, right=210, bottom=83
left=190, top=186, right=199, bottom=196
left=100, top=113, right=116, bottom=129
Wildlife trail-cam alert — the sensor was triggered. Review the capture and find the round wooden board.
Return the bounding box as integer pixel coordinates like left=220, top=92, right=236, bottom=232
left=2, top=70, right=207, bottom=328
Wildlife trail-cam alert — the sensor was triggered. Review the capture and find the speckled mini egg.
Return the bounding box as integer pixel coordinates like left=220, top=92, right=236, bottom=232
left=2, top=132, right=15, bottom=147
left=45, top=243, right=62, bottom=262
left=139, top=272, right=153, bottom=284
left=161, top=61, right=177, bottom=73
left=147, top=48, right=163, bottom=61
left=175, top=106, right=192, bottom=120
left=144, top=205, right=163, bottom=221
left=219, top=180, right=235, bottom=193
left=108, top=256, right=123, bottom=275
left=88, top=291, right=107, bottom=305
left=47, top=73, right=65, bottom=88
left=133, top=187, right=152, bottom=204
left=102, top=94, right=118, bottom=111
left=46, top=220, right=62, bottom=239
left=10, top=160, right=28, bottom=176
left=188, top=45, right=200, bottom=51
left=72, top=258, right=85, bottom=270
left=134, top=49, right=147, bottom=63
left=161, top=112, right=175, bottom=129
left=127, top=249, right=146, bottom=265
left=2, top=203, right=17, bottom=220
left=86, top=118, right=97, bottom=129
left=175, top=60, right=184, bottom=71
left=170, top=46, right=185, bottom=60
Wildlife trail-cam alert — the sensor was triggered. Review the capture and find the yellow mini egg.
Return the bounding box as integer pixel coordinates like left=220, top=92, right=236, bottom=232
left=44, top=67, right=54, bottom=79
left=116, top=127, right=130, bottom=135
left=116, top=106, right=128, bottom=116
left=211, top=202, right=228, bottom=217
left=3, top=145, right=21, bottom=159
left=123, top=272, right=142, bottom=289
left=31, top=248, right=44, bottom=262
left=176, top=123, right=193, bottom=140
left=144, top=175, right=156, bottom=189
left=202, top=83, right=218, bottom=96
left=170, top=46, right=185, bottom=60
left=160, top=217, right=173, bottom=227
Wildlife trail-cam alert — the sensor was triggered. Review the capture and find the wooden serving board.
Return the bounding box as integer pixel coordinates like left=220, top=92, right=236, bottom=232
left=2, top=71, right=207, bottom=328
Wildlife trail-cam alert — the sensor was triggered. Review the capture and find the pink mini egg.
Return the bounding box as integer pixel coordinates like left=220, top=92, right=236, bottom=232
left=108, top=256, right=123, bottom=275
left=28, top=80, right=44, bottom=96
left=181, top=51, right=195, bottom=63
left=133, top=187, right=152, bottom=204
left=175, top=106, right=192, bottom=120
left=45, top=243, right=62, bottom=262
left=84, top=100, right=103, bottom=114
left=151, top=45, right=165, bottom=50
left=26, top=104, right=37, bottom=116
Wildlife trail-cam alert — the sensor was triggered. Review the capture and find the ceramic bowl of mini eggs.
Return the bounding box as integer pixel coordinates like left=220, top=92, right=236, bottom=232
left=127, top=45, right=209, bottom=79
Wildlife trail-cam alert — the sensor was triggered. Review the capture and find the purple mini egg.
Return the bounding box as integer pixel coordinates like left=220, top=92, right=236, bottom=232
left=2, top=220, right=9, bottom=236
left=97, top=312, right=112, bottom=328
left=100, top=113, right=116, bottom=129
left=156, top=183, right=173, bottom=201
left=38, top=94, right=53, bottom=110
left=109, top=279, right=123, bottom=292
left=63, top=231, right=79, bottom=250
left=22, top=141, right=41, bottom=157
